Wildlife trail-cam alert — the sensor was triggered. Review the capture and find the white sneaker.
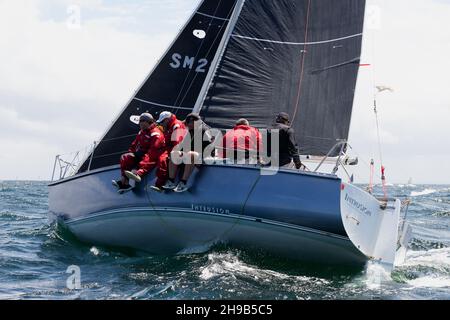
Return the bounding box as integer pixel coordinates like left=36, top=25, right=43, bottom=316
left=162, top=180, right=177, bottom=190
left=117, top=185, right=133, bottom=194
left=124, top=170, right=142, bottom=183
left=173, top=181, right=188, bottom=193
left=150, top=185, right=163, bottom=193
left=112, top=180, right=121, bottom=188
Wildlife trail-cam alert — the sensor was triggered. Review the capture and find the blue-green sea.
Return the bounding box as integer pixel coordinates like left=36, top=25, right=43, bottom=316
left=0, top=181, right=449, bottom=300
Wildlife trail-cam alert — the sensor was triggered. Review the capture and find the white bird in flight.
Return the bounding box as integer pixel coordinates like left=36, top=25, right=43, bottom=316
left=376, top=86, right=394, bottom=93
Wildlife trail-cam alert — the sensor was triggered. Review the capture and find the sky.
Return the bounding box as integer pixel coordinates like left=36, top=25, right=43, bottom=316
left=0, top=0, right=449, bottom=184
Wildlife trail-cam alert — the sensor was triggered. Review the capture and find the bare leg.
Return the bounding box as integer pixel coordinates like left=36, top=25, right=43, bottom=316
left=181, top=152, right=199, bottom=182
left=169, top=151, right=181, bottom=180
left=182, top=164, right=195, bottom=181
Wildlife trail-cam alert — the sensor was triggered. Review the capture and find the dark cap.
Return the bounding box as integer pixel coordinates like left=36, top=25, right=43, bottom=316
left=139, top=112, right=154, bottom=123
left=185, top=113, right=201, bottom=122
left=276, top=112, right=290, bottom=123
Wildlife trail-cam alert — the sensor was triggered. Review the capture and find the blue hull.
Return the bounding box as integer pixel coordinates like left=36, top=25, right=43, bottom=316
left=49, top=164, right=367, bottom=266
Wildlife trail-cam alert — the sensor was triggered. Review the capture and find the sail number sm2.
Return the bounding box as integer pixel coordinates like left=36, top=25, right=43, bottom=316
left=170, top=53, right=208, bottom=73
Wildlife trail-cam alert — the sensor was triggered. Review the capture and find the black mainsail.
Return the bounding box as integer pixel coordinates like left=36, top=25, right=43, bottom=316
left=198, top=0, right=366, bottom=156
left=78, top=0, right=238, bottom=172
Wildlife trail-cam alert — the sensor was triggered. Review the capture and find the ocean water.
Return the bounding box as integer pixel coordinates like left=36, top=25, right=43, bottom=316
left=0, top=181, right=449, bottom=300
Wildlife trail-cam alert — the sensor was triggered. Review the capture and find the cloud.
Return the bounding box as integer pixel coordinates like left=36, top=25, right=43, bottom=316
left=0, top=1, right=171, bottom=105
left=0, top=105, right=96, bottom=147
left=348, top=0, right=450, bottom=183
left=0, top=0, right=194, bottom=180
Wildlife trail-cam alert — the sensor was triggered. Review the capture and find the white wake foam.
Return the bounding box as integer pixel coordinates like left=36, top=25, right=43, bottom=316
left=364, top=261, right=393, bottom=290
left=199, top=253, right=329, bottom=286
left=410, top=188, right=438, bottom=197
left=402, top=248, right=450, bottom=268
left=401, top=248, right=450, bottom=289
left=407, top=276, right=450, bottom=288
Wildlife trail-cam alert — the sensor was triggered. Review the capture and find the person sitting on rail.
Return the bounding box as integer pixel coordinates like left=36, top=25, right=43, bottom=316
left=148, top=111, right=186, bottom=192
left=112, top=113, right=166, bottom=193
left=162, top=113, right=214, bottom=193
left=220, top=118, right=262, bottom=164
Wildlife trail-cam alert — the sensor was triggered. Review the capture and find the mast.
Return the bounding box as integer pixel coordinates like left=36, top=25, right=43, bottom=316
left=192, top=0, right=246, bottom=114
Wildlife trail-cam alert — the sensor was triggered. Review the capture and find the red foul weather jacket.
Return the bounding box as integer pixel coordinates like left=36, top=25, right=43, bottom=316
left=220, top=125, right=262, bottom=158
left=135, top=124, right=168, bottom=181
left=120, top=123, right=166, bottom=178
left=163, top=114, right=186, bottom=152
left=129, top=123, right=165, bottom=156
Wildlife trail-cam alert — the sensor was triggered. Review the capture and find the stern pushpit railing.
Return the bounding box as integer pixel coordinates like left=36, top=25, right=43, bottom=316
left=51, top=142, right=96, bottom=181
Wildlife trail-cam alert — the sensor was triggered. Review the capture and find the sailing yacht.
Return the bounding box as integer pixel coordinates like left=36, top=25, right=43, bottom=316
left=49, top=0, right=408, bottom=268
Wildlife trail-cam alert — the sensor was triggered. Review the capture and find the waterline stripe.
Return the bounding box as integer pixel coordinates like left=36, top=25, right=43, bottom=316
left=66, top=207, right=349, bottom=241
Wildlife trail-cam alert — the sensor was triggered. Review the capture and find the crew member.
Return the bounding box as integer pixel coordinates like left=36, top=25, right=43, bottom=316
left=270, top=112, right=303, bottom=169
left=220, top=118, right=262, bottom=164
left=162, top=113, right=213, bottom=193
left=113, top=113, right=166, bottom=192
left=149, top=111, right=187, bottom=192
left=157, top=111, right=187, bottom=153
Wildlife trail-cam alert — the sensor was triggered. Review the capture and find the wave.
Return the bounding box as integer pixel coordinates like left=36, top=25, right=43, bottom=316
left=394, top=248, right=450, bottom=289
left=0, top=211, right=42, bottom=222
left=432, top=211, right=450, bottom=218
left=404, top=247, right=450, bottom=266
left=126, top=282, right=175, bottom=300
left=410, top=189, right=439, bottom=197
left=407, top=275, right=450, bottom=289
left=199, top=252, right=329, bottom=285
left=410, top=237, right=448, bottom=251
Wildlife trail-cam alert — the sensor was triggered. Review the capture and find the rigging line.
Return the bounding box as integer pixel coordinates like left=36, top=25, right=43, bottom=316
left=369, top=158, right=375, bottom=193
left=376, top=106, right=388, bottom=199
left=231, top=32, right=363, bottom=46
left=303, top=135, right=337, bottom=141
left=369, top=26, right=384, bottom=168
left=241, top=173, right=262, bottom=215
left=310, top=57, right=361, bottom=75
left=133, top=97, right=192, bottom=110
left=357, top=154, right=383, bottom=181
left=370, top=29, right=387, bottom=199
left=92, top=150, right=128, bottom=159
left=100, top=134, right=137, bottom=143
left=173, top=0, right=226, bottom=111
left=291, top=0, right=312, bottom=128
left=374, top=103, right=384, bottom=166
left=177, top=1, right=237, bottom=110
left=196, top=11, right=230, bottom=21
